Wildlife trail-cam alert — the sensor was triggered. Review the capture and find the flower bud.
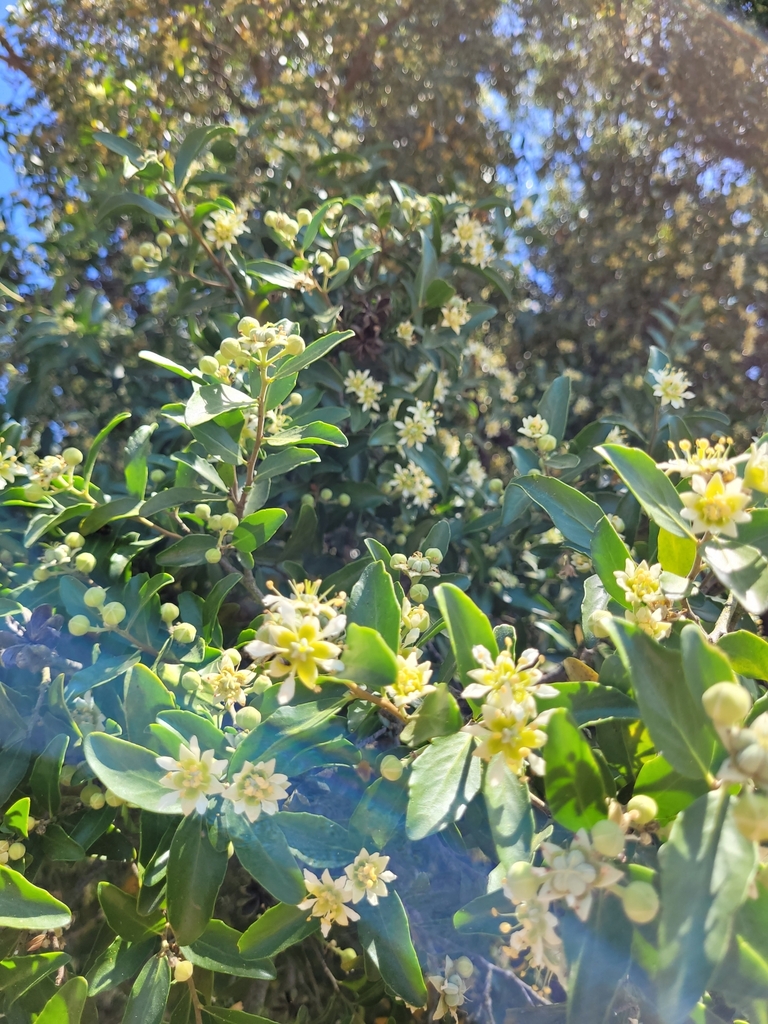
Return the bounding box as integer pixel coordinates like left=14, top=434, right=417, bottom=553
left=172, top=622, right=197, bottom=644
left=732, top=790, right=768, bottom=843
left=301, top=494, right=315, bottom=507
left=316, top=251, right=334, bottom=271
left=297, top=208, right=312, bottom=227
left=223, top=648, right=241, bottom=667
left=207, top=515, right=222, bottom=531
left=84, top=586, right=107, bottom=608
left=288, top=392, right=303, bottom=406
left=150, top=469, right=166, bottom=484
left=105, top=789, right=124, bottom=807
left=424, top=547, right=444, bottom=564
left=736, top=742, right=768, bottom=777
left=194, top=503, right=211, bottom=521
left=75, top=552, right=97, bottom=574
left=238, top=316, right=260, bottom=336
left=489, top=478, right=504, bottom=494
left=139, top=242, right=156, bottom=259
left=588, top=610, right=613, bottom=639
left=27, top=816, right=37, bottom=832
left=536, top=433, right=558, bottom=453
left=263, top=211, right=277, bottom=228
left=283, top=334, right=305, bottom=356
left=702, top=682, right=752, bottom=728
left=62, top=447, right=84, bottom=467
left=33, top=567, right=50, bottom=581
left=219, top=338, right=241, bottom=360
left=338, top=493, right=351, bottom=507
left=8, top=842, right=26, bottom=861
left=79, top=783, right=99, bottom=804
left=68, top=615, right=92, bottom=637
left=161, top=602, right=179, bottom=624
left=454, top=957, right=474, bottom=979
left=390, top=553, right=408, bottom=570
left=205, top=548, right=222, bottom=564
left=174, top=961, right=194, bottom=983
left=101, top=601, right=127, bottom=627
left=157, top=231, right=172, bottom=249
left=131, top=255, right=147, bottom=271
left=65, top=531, right=85, bottom=549
left=591, top=818, right=625, bottom=858
left=410, top=583, right=429, bottom=603
left=220, top=512, right=239, bottom=532
left=334, top=256, right=350, bottom=273
left=620, top=881, right=659, bottom=925
left=504, top=861, right=540, bottom=903
left=745, top=447, right=768, bottom=494
left=379, top=754, right=404, bottom=782
left=627, top=795, right=658, bottom=826
left=199, top=355, right=219, bottom=375
left=181, top=669, right=202, bottom=692
left=89, top=791, right=106, bottom=810
left=320, top=488, right=333, bottom=501
left=24, top=483, right=45, bottom=501
left=235, top=706, right=262, bottom=731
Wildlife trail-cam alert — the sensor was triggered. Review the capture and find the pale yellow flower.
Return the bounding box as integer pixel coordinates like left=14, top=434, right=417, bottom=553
left=518, top=415, right=548, bottom=440
left=298, top=869, right=360, bottom=937
left=202, top=654, right=255, bottom=708
left=205, top=207, right=249, bottom=250
left=396, top=320, right=416, bottom=346
left=650, top=367, right=694, bottom=408
left=440, top=296, right=470, bottom=334
left=427, top=956, right=471, bottom=1022
left=386, top=650, right=435, bottom=707
left=156, top=737, right=227, bottom=816
left=466, top=703, right=547, bottom=775
left=245, top=608, right=345, bottom=704
left=223, top=758, right=290, bottom=823
left=680, top=472, right=752, bottom=537
left=344, top=369, right=383, bottom=413
left=344, top=849, right=396, bottom=905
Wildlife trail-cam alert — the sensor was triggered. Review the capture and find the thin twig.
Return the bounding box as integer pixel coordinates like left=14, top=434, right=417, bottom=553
left=187, top=976, right=203, bottom=1024
left=709, top=591, right=737, bottom=642
left=342, top=680, right=408, bottom=721
left=482, top=959, right=551, bottom=1007
left=135, top=515, right=182, bottom=540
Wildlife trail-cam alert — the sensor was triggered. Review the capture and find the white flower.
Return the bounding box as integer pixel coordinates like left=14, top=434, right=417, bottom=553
left=332, top=128, right=359, bottom=149
left=427, top=956, right=471, bottom=1022
left=344, top=848, right=396, bottom=905
left=465, top=701, right=548, bottom=775
left=394, top=401, right=437, bottom=451
left=387, top=461, right=436, bottom=510
left=680, top=472, right=752, bottom=537
left=0, top=445, right=26, bottom=490
left=344, top=369, right=384, bottom=413
left=463, top=642, right=555, bottom=704
left=205, top=207, right=249, bottom=250
left=650, top=367, right=695, bottom=408
left=440, top=296, right=470, bottom=334
left=156, top=736, right=228, bottom=816
left=223, top=758, right=290, bottom=823
left=466, top=458, right=486, bottom=489
left=71, top=691, right=105, bottom=737
left=386, top=650, right=435, bottom=707
left=298, top=869, right=360, bottom=936
left=538, top=832, right=624, bottom=922
left=202, top=654, right=255, bottom=708
left=395, top=320, right=416, bottom=346
left=658, top=437, right=736, bottom=480
left=504, top=897, right=564, bottom=976
left=614, top=558, right=664, bottom=606
left=518, top=415, right=548, bottom=440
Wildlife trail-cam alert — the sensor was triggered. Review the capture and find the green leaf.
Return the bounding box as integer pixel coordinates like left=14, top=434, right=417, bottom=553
left=340, top=622, right=397, bottom=691
left=401, top=683, right=463, bottom=747
left=544, top=709, right=608, bottom=832
left=93, top=131, right=144, bottom=164
left=275, top=330, right=354, bottom=380
left=80, top=495, right=141, bottom=535
left=87, top=937, right=159, bottom=997
left=35, top=976, right=88, bottom=1024
left=245, top=259, right=303, bottom=289
left=434, top=582, right=498, bottom=689
left=597, top=443, right=693, bottom=538
left=24, top=503, right=93, bottom=548
left=609, top=620, right=719, bottom=780
left=202, top=1010, right=280, bottom=1024
left=125, top=664, right=175, bottom=745
left=702, top=510, right=768, bottom=615
left=423, top=278, right=455, bottom=309
left=717, top=630, right=768, bottom=680
left=172, top=453, right=228, bottom=492
left=264, top=420, right=348, bottom=448
left=633, top=755, right=709, bottom=827
left=225, top=808, right=305, bottom=905
left=156, top=534, right=218, bottom=567
left=0, top=953, right=71, bottom=1004
left=565, top=892, right=633, bottom=1024
left=122, top=955, right=171, bottom=1024
left=0, top=742, right=30, bottom=807
left=537, top=375, right=571, bottom=445
left=513, top=476, right=604, bottom=555
left=167, top=814, right=228, bottom=946
left=681, top=624, right=738, bottom=696
left=273, top=812, right=358, bottom=869
left=483, top=755, right=534, bottom=868
left=98, top=882, right=165, bottom=942
left=0, top=866, right=71, bottom=929
left=139, top=487, right=207, bottom=517
left=237, top=508, right=287, bottom=547
left=84, top=733, right=177, bottom=813
left=658, top=527, right=697, bottom=576
left=657, top=790, right=757, bottom=1024
left=140, top=351, right=204, bottom=382
left=3, top=797, right=30, bottom=837
left=185, top=383, right=255, bottom=427
left=535, top=681, right=639, bottom=727
left=453, top=890, right=512, bottom=935
left=41, top=824, right=85, bottom=862
left=238, top=903, right=320, bottom=960
left=347, top=560, right=401, bottom=653
left=415, top=230, right=438, bottom=307
left=97, top=192, right=177, bottom=224
left=406, top=732, right=482, bottom=840
left=174, top=125, right=234, bottom=188
left=82, top=411, right=132, bottom=485
left=254, top=447, right=320, bottom=483
left=348, top=776, right=408, bottom=851
left=29, top=733, right=68, bottom=817
left=590, top=516, right=632, bottom=604
left=124, top=423, right=156, bottom=499
left=181, top=920, right=275, bottom=979
left=357, top=893, right=428, bottom=1007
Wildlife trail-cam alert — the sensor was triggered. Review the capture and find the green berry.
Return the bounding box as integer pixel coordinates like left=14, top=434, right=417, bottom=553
left=68, top=615, right=92, bottom=636
left=410, top=583, right=429, bottom=603
left=702, top=682, right=752, bottom=728
left=65, top=531, right=85, bottom=549
left=235, top=706, right=262, bottom=731
left=101, top=601, right=127, bottom=627
left=62, top=447, right=84, bottom=467
left=75, top=552, right=97, bottom=574
left=205, top=547, right=222, bottom=564
left=334, top=256, right=350, bottom=273
left=338, top=493, right=351, bottom=507
left=300, top=494, right=315, bottom=507
left=283, top=334, right=305, bottom=355
left=172, top=622, right=197, bottom=644
left=160, top=602, right=179, bottom=624
left=379, top=755, right=404, bottom=781
left=84, top=586, right=107, bottom=608
left=8, top=842, right=26, bottom=861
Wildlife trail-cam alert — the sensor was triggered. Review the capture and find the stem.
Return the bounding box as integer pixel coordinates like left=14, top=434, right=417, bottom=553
left=187, top=977, right=203, bottom=1024
left=237, top=361, right=271, bottom=516
left=28, top=666, right=51, bottom=736
left=219, top=553, right=265, bottom=602
left=709, top=591, right=737, bottom=642
left=113, top=628, right=166, bottom=657
left=135, top=516, right=182, bottom=540
left=342, top=680, right=408, bottom=722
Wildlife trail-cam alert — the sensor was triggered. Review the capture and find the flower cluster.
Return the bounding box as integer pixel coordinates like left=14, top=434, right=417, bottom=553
left=344, top=368, right=384, bottom=413
left=428, top=956, right=474, bottom=1022
left=386, top=649, right=435, bottom=707
left=394, top=400, right=437, bottom=451
left=386, top=461, right=436, bottom=510
left=299, top=849, right=395, bottom=936
left=244, top=580, right=346, bottom=703
left=198, top=317, right=306, bottom=382
left=201, top=650, right=256, bottom=708
left=463, top=641, right=553, bottom=775
left=451, top=212, right=494, bottom=266
left=614, top=558, right=676, bottom=640
left=440, top=295, right=471, bottom=334
left=205, top=205, right=250, bottom=250
left=650, top=365, right=695, bottom=408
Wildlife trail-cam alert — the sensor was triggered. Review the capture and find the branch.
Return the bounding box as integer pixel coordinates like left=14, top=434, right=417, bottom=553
left=0, top=27, right=32, bottom=77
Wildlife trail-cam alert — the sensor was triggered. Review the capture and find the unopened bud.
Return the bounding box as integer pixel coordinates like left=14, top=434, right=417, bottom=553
left=590, top=818, right=625, bottom=858
left=194, top=504, right=211, bottom=521
left=8, top=842, right=25, bottom=861
left=320, top=488, right=333, bottom=501
left=424, top=547, right=444, bottom=564
left=24, top=483, right=45, bottom=501
left=732, top=790, right=768, bottom=843
left=297, top=208, right=312, bottom=226
left=238, top=316, right=260, bottom=336
left=172, top=622, right=197, bottom=644
left=65, top=531, right=85, bottom=549
left=150, top=469, right=166, bottom=484
left=745, top=448, right=768, bottom=494
left=131, top=255, right=147, bottom=272
left=62, top=447, right=84, bottom=467
left=207, top=515, right=222, bottom=531
left=180, top=669, right=202, bottom=692
left=338, top=493, right=351, bottom=508
left=379, top=755, right=404, bottom=782
left=199, top=355, right=219, bottom=375
left=702, top=682, right=752, bottom=728
left=454, top=957, right=474, bottom=979
left=157, top=231, right=172, bottom=249
left=288, top=393, right=302, bottom=406
left=390, top=553, right=408, bottom=570
left=68, top=615, right=92, bottom=637
left=101, top=601, right=127, bottom=627
left=301, top=494, right=315, bottom=507
left=621, top=881, right=659, bottom=924
left=504, top=861, right=539, bottom=903
left=536, top=433, right=558, bottom=453
left=89, top=791, right=106, bottom=810
left=235, top=706, right=262, bottom=731
left=220, top=512, right=239, bottom=532
left=75, top=552, right=97, bottom=574
left=104, top=789, right=124, bottom=807
left=334, top=256, right=350, bottom=273
left=139, top=242, right=155, bottom=259
left=205, top=547, right=222, bottom=564
left=489, top=478, right=504, bottom=494
left=283, top=334, right=305, bottom=356
left=736, top=743, right=767, bottom=777
left=161, top=602, right=179, bottom=624
left=219, top=338, right=241, bottom=360
left=33, top=567, right=50, bottom=581
left=84, top=586, right=107, bottom=608
left=410, top=583, right=429, bottom=603
left=316, top=251, right=333, bottom=271
left=627, top=795, right=658, bottom=826
left=588, top=610, right=613, bottom=639
left=174, top=961, right=194, bottom=983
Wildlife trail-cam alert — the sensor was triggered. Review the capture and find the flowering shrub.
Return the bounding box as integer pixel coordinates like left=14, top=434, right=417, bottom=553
left=1, top=126, right=768, bottom=1024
